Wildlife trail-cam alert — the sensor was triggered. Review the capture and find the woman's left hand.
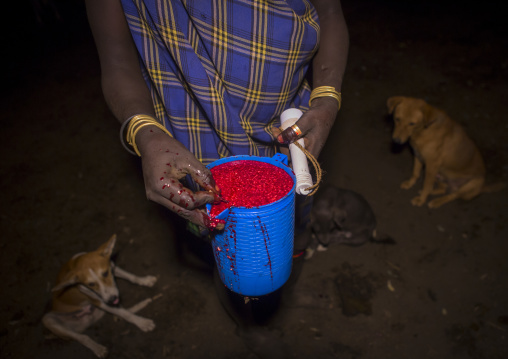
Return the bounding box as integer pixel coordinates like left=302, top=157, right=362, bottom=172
left=273, top=97, right=338, bottom=159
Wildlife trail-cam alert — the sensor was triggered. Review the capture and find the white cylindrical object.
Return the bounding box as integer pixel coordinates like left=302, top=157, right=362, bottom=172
left=280, top=108, right=313, bottom=195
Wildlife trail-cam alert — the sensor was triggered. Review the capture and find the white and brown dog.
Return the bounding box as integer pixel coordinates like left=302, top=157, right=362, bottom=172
left=42, top=234, right=158, bottom=358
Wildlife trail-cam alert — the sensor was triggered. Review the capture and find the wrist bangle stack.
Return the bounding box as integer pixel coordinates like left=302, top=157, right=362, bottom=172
left=309, top=86, right=342, bottom=110
left=119, top=114, right=172, bottom=156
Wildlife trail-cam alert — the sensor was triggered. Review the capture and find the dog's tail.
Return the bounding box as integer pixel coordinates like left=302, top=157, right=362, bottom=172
left=370, top=229, right=397, bottom=245
left=482, top=182, right=507, bottom=194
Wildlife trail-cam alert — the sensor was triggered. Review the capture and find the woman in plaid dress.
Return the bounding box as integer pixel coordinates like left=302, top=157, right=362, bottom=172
left=85, top=0, right=348, bottom=231
left=85, top=1, right=348, bottom=354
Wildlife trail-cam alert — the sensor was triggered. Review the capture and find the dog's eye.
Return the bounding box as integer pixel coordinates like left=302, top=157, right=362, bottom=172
left=88, top=282, right=96, bottom=287
left=102, top=271, right=109, bottom=278
left=409, top=122, right=415, bottom=126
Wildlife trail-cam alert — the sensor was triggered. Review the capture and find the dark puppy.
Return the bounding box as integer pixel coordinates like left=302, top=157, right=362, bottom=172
left=308, top=186, right=393, bottom=258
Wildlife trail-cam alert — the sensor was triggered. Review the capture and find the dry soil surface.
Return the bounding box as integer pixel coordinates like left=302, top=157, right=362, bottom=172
left=1, top=1, right=508, bottom=358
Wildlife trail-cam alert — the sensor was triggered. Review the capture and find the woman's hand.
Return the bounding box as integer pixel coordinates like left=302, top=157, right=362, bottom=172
left=274, top=97, right=338, bottom=159
left=135, top=126, right=225, bottom=231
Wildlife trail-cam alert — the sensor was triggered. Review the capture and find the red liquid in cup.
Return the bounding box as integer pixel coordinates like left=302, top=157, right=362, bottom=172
left=210, top=160, right=293, bottom=217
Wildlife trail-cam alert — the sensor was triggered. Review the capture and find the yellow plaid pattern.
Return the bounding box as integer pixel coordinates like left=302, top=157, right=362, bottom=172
left=122, top=0, right=319, bottom=164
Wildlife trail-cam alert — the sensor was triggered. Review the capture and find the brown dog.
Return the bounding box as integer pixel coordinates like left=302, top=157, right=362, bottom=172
left=387, top=96, right=503, bottom=208
left=42, top=234, right=158, bottom=358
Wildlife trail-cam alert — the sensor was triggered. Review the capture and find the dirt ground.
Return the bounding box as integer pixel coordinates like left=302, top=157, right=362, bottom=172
left=2, top=1, right=508, bottom=358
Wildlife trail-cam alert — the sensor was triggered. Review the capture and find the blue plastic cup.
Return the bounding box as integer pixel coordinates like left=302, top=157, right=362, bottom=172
left=207, top=154, right=296, bottom=297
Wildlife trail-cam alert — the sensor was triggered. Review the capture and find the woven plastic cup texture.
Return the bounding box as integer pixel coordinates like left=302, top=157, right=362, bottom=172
left=207, top=154, right=296, bottom=296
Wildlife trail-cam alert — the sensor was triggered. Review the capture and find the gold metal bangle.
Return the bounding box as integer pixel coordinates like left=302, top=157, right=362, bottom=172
left=125, top=115, right=172, bottom=156
left=309, top=86, right=342, bottom=110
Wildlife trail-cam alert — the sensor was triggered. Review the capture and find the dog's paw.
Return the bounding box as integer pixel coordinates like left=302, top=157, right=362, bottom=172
left=138, top=275, right=157, bottom=287
left=304, top=247, right=316, bottom=259
left=136, top=317, right=156, bottom=332
left=91, top=343, right=108, bottom=358
left=428, top=198, right=444, bottom=208
left=411, top=196, right=426, bottom=206
left=343, top=231, right=353, bottom=239
left=316, top=243, right=329, bottom=252
left=400, top=179, right=415, bottom=189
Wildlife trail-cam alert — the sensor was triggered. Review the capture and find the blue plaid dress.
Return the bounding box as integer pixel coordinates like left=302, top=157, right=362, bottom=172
left=121, top=0, right=319, bottom=165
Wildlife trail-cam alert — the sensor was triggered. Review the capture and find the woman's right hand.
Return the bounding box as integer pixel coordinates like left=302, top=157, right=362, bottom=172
left=135, top=126, right=225, bottom=231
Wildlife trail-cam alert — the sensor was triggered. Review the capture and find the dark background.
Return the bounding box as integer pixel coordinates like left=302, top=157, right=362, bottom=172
left=1, top=1, right=508, bottom=358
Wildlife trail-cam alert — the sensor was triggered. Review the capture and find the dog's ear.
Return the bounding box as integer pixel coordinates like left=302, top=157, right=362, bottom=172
left=97, top=234, right=117, bottom=258
left=332, top=208, right=347, bottom=229
left=51, top=275, right=79, bottom=292
left=387, top=96, right=405, bottom=114
left=421, top=102, right=445, bottom=128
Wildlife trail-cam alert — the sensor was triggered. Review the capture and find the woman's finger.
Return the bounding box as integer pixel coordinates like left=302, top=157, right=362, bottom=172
left=149, top=176, right=215, bottom=210
left=148, top=191, right=224, bottom=230
left=276, top=113, right=313, bottom=145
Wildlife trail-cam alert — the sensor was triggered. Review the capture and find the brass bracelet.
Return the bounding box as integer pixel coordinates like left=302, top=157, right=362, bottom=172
left=309, top=86, right=342, bottom=110
left=119, top=115, right=138, bottom=155
left=120, top=114, right=172, bottom=156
